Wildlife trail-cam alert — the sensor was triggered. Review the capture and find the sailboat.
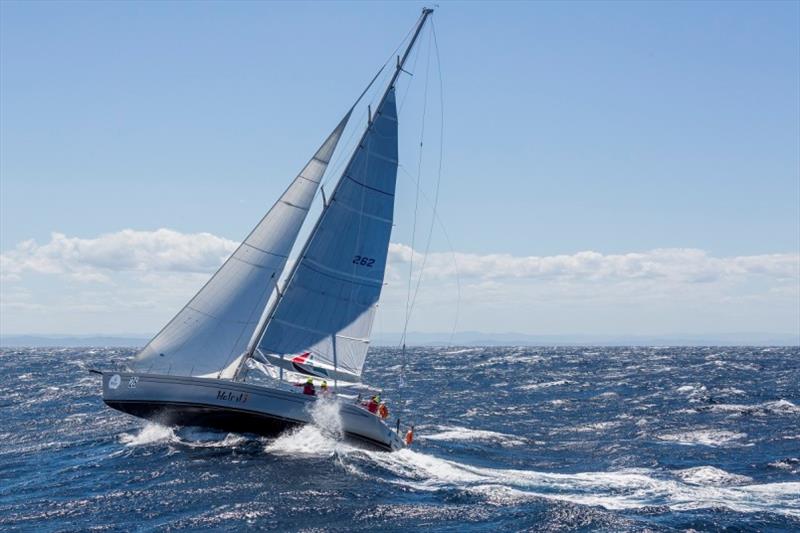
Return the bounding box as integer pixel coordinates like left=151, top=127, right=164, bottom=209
left=97, top=8, right=436, bottom=451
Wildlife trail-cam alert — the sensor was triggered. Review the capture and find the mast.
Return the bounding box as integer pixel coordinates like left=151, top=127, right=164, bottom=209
left=233, top=7, right=434, bottom=381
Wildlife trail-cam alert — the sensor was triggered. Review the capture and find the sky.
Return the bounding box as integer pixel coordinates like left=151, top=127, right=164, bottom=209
left=1, top=1, right=798, bottom=340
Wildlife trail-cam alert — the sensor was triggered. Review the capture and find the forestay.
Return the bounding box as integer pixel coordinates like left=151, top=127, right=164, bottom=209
left=257, top=89, right=399, bottom=381
left=133, top=113, right=350, bottom=377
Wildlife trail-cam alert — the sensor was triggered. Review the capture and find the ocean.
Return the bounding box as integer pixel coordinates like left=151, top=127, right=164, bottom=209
left=1, top=346, right=798, bottom=531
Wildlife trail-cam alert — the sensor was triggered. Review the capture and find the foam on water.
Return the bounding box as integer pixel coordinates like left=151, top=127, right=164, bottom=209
left=120, top=423, right=249, bottom=449
left=704, top=399, right=800, bottom=416
left=674, top=466, right=753, bottom=486
left=518, top=379, right=572, bottom=391
left=4, top=346, right=799, bottom=530
left=441, top=348, right=481, bottom=355
left=120, top=422, right=176, bottom=446
left=264, top=396, right=352, bottom=457
left=657, top=429, right=748, bottom=446
left=420, top=425, right=527, bottom=446
left=351, top=449, right=800, bottom=517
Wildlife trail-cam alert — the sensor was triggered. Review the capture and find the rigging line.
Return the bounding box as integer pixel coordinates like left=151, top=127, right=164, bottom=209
left=404, top=20, right=446, bottom=340
left=397, top=23, right=439, bottom=425
left=396, top=165, right=461, bottom=348
left=322, top=26, right=416, bottom=191
left=242, top=12, right=434, bottom=383
left=398, top=27, right=425, bottom=114
left=400, top=24, right=433, bottom=348
left=321, top=74, right=381, bottom=193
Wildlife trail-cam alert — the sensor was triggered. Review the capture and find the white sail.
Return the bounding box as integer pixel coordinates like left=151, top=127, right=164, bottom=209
left=133, top=113, right=350, bottom=377
left=257, top=89, right=399, bottom=381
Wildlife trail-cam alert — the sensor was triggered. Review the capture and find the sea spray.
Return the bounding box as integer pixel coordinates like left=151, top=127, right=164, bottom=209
left=264, top=395, right=350, bottom=456
left=120, top=422, right=175, bottom=446
left=308, top=395, right=345, bottom=440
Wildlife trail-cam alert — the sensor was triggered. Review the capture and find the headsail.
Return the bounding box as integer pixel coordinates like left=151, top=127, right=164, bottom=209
left=256, top=89, right=399, bottom=381
left=133, top=113, right=350, bottom=377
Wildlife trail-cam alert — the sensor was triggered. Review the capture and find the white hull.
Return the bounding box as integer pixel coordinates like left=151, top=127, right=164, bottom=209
left=101, top=372, right=404, bottom=451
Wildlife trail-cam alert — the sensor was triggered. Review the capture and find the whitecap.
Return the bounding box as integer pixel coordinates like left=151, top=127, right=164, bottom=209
left=768, top=459, right=799, bottom=472
left=442, top=348, right=481, bottom=355
left=518, top=380, right=572, bottom=391
left=673, top=466, right=753, bottom=486
left=593, top=392, right=618, bottom=399
left=570, top=421, right=620, bottom=433
left=420, top=425, right=526, bottom=446
left=704, top=400, right=799, bottom=416
left=657, top=429, right=746, bottom=447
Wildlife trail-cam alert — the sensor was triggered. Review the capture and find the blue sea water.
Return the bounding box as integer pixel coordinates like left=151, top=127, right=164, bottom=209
left=1, top=346, right=798, bottom=531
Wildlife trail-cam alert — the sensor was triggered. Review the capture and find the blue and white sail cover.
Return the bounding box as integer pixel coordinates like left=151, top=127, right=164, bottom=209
left=258, top=89, right=399, bottom=380
left=133, top=114, right=350, bottom=377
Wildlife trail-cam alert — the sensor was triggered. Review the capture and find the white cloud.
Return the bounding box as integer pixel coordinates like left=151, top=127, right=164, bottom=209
left=387, top=243, right=799, bottom=284
left=1, top=229, right=797, bottom=335
left=4, top=229, right=796, bottom=287
left=1, top=229, right=237, bottom=283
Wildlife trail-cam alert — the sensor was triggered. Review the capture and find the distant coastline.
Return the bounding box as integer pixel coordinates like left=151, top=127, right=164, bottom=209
left=1, top=332, right=798, bottom=348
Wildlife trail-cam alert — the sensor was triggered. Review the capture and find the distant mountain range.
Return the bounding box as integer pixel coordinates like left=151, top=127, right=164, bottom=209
left=1, top=331, right=797, bottom=347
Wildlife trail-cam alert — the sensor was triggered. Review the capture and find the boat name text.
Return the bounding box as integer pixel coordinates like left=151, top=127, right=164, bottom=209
left=217, top=390, right=249, bottom=403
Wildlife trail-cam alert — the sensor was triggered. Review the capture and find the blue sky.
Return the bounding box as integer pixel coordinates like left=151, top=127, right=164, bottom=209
left=1, top=1, right=798, bottom=338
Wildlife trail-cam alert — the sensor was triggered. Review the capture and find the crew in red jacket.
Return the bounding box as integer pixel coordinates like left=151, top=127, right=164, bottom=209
left=363, top=395, right=380, bottom=413
left=295, top=378, right=316, bottom=396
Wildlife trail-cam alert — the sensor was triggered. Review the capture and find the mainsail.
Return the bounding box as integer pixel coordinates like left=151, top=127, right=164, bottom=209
left=133, top=113, right=350, bottom=377
left=256, top=89, right=399, bottom=381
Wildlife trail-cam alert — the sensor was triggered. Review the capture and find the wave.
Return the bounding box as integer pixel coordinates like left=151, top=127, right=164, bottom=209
left=656, top=429, right=747, bottom=447
left=703, top=400, right=800, bottom=416
left=120, top=422, right=176, bottom=446
left=349, top=449, right=800, bottom=517
left=119, top=423, right=247, bottom=448
left=673, top=466, right=753, bottom=486
left=441, top=348, right=482, bottom=355
left=420, top=425, right=526, bottom=446
left=517, top=380, right=573, bottom=391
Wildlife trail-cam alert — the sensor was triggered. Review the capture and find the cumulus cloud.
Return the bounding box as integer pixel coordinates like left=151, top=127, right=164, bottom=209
left=2, top=229, right=797, bottom=286
left=1, top=229, right=797, bottom=335
left=387, top=243, right=799, bottom=284
left=1, top=229, right=237, bottom=283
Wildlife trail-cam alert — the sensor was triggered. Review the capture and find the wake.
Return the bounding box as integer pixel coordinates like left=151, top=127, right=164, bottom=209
left=347, top=448, right=800, bottom=517
left=119, top=414, right=800, bottom=517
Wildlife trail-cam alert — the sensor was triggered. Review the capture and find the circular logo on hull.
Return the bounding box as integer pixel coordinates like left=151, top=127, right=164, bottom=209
left=109, top=374, right=121, bottom=390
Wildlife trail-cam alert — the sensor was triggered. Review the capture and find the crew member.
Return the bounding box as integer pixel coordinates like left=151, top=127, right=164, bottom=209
left=378, top=401, right=389, bottom=420
left=364, top=395, right=380, bottom=413
left=295, top=377, right=316, bottom=396
left=405, top=425, right=414, bottom=447
left=320, top=380, right=331, bottom=396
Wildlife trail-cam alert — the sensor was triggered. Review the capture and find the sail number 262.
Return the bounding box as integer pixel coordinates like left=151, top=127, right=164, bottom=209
left=352, top=255, right=375, bottom=267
